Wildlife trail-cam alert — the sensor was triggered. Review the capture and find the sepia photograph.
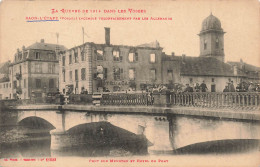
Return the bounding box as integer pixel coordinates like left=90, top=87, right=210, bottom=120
left=0, top=0, right=259, bottom=166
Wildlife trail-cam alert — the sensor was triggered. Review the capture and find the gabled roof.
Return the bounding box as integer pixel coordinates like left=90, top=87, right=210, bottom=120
left=180, top=56, right=246, bottom=77
left=26, top=42, right=67, bottom=51
left=227, top=61, right=260, bottom=72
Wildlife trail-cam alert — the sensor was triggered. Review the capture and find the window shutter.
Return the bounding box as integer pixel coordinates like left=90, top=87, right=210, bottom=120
left=104, top=68, right=107, bottom=79
left=135, top=53, right=138, bottom=61
left=120, top=56, right=123, bottom=61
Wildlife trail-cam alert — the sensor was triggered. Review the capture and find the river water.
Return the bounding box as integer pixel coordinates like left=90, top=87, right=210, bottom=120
left=0, top=125, right=260, bottom=167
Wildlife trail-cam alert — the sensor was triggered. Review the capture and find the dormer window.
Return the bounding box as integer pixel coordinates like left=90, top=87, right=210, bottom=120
left=204, top=39, right=207, bottom=50
left=35, top=52, right=41, bottom=59
left=216, top=38, right=219, bottom=49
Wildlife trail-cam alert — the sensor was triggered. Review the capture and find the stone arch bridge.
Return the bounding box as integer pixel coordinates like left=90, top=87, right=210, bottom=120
left=15, top=105, right=260, bottom=153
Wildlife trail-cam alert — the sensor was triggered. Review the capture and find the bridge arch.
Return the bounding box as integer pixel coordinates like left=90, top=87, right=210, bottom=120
left=17, top=110, right=59, bottom=129
left=18, top=116, right=56, bottom=130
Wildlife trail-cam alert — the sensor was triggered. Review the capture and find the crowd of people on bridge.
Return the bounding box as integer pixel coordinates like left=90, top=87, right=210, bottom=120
left=146, top=80, right=260, bottom=93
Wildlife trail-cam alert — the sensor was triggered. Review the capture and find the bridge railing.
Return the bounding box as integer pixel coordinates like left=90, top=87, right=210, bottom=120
left=170, top=92, right=260, bottom=110
left=101, top=93, right=153, bottom=106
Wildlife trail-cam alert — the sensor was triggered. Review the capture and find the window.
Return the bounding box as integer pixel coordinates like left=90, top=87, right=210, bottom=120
left=49, top=79, right=54, bottom=88
left=104, top=68, right=108, bottom=79
left=10, top=83, right=11, bottom=87
left=62, top=69, right=66, bottom=82
left=167, top=70, right=173, bottom=81
left=35, top=63, right=42, bottom=73
left=216, top=38, right=219, bottom=49
left=129, top=69, right=135, bottom=80
left=75, top=69, right=78, bottom=81
left=81, top=68, right=86, bottom=80
left=129, top=53, right=134, bottom=62
left=35, top=52, right=41, bottom=59
left=113, top=67, right=123, bottom=80
left=19, top=65, right=22, bottom=74
left=36, top=79, right=41, bottom=88
left=74, top=52, right=78, bottom=63
left=113, top=50, right=121, bottom=61
left=48, top=63, right=55, bottom=73
left=69, top=55, right=72, bottom=64
left=96, top=50, right=104, bottom=60
left=3, top=84, right=5, bottom=88
left=150, top=69, right=156, bottom=81
left=81, top=50, right=85, bottom=61
left=212, top=78, right=215, bottom=82
left=62, top=56, right=66, bottom=66
left=24, top=79, right=26, bottom=88
left=189, top=78, right=193, bottom=83
left=69, top=71, right=72, bottom=81
left=129, top=52, right=138, bottom=62
left=13, top=81, right=17, bottom=89
left=150, top=53, right=156, bottom=63
left=204, top=39, right=207, bottom=50
left=6, top=83, right=8, bottom=88
left=48, top=53, right=54, bottom=60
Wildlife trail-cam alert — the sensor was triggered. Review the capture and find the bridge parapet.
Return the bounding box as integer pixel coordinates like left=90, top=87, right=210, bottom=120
left=170, top=92, right=260, bottom=111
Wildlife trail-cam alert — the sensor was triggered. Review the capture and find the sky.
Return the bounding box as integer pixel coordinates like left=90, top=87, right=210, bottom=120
left=0, top=0, right=259, bottom=66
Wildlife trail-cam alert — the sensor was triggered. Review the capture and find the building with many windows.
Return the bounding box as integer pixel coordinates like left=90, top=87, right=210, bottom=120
left=59, top=14, right=259, bottom=94
left=59, top=28, right=163, bottom=94
left=8, top=39, right=66, bottom=99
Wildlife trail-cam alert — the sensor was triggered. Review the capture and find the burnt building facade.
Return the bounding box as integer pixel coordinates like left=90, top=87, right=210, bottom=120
left=59, top=28, right=163, bottom=94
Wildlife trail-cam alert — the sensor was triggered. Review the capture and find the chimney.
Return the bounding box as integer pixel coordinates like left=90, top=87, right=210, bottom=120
left=22, top=45, right=25, bottom=51
left=104, top=27, right=110, bottom=45
left=40, top=39, right=44, bottom=43
left=17, top=48, right=19, bottom=53
left=171, top=52, right=175, bottom=56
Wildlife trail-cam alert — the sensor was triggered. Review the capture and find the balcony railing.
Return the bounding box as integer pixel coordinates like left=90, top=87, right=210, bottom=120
left=170, top=92, right=260, bottom=110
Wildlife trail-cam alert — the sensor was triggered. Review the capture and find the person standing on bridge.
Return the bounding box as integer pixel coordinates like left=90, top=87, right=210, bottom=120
left=200, top=81, right=208, bottom=92
left=184, top=84, right=193, bottom=92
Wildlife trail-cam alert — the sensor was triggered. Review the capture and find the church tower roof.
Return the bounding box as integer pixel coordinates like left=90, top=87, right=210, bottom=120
left=201, top=13, right=223, bottom=32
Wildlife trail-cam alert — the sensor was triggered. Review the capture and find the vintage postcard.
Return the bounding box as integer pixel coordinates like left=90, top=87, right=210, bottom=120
left=0, top=0, right=259, bottom=167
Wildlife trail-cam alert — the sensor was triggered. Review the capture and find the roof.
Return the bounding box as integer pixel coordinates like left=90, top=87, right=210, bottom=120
left=227, top=61, right=260, bottom=79
left=227, top=61, right=260, bottom=72
left=0, top=76, right=9, bottom=83
left=201, top=13, right=223, bottom=32
left=180, top=56, right=246, bottom=77
left=136, top=40, right=160, bottom=48
left=26, top=42, right=67, bottom=51
left=0, top=61, right=11, bottom=74
left=67, top=41, right=163, bottom=52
